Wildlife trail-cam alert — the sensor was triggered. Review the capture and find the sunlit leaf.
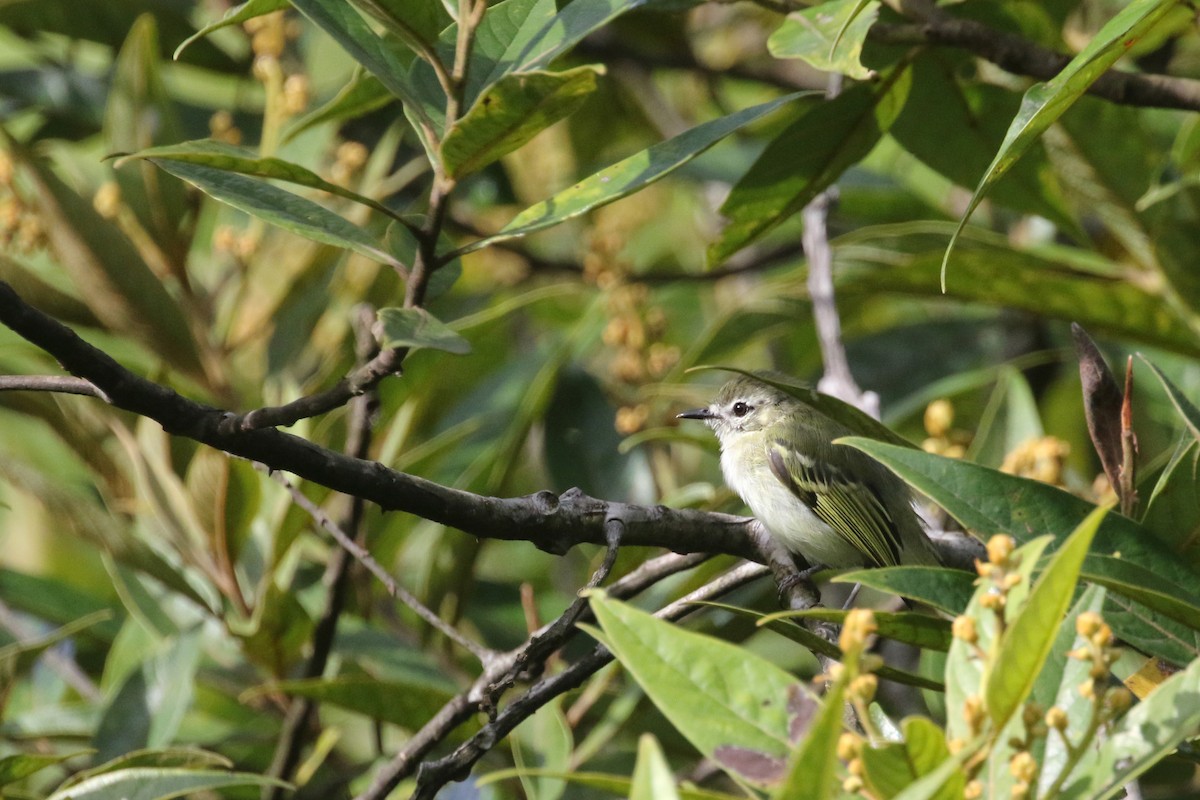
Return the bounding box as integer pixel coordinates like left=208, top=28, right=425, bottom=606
left=768, top=0, right=879, bottom=80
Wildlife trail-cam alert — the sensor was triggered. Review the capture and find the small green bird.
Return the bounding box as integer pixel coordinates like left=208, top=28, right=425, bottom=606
left=678, top=376, right=939, bottom=569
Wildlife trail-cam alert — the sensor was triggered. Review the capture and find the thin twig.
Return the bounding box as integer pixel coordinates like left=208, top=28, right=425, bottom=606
left=257, top=463, right=492, bottom=662
left=0, top=374, right=108, bottom=401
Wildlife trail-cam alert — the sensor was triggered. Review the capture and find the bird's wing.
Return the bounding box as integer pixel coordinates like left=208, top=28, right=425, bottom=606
left=766, top=439, right=902, bottom=567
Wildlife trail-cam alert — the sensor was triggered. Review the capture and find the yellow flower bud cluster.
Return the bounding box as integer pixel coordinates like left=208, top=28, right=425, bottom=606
left=921, top=399, right=971, bottom=458
left=602, top=282, right=678, bottom=435
left=1069, top=611, right=1129, bottom=719
left=974, top=534, right=1022, bottom=617
left=1000, top=436, right=1070, bottom=487
left=0, top=161, right=46, bottom=254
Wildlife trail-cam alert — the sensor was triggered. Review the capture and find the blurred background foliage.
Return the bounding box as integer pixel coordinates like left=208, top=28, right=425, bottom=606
left=0, top=0, right=1199, bottom=797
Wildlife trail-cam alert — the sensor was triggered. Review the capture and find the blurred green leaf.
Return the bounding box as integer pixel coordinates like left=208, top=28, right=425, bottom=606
left=942, top=0, right=1181, bottom=285
left=478, top=768, right=739, bottom=799
left=350, top=0, right=453, bottom=57
left=1141, top=440, right=1200, bottom=569
left=986, top=506, right=1102, bottom=731
left=629, top=735, right=681, bottom=800
left=285, top=70, right=395, bottom=141
left=9, top=143, right=203, bottom=378
left=145, top=158, right=405, bottom=269
left=376, top=307, right=472, bottom=354
left=442, top=66, right=602, bottom=179
left=45, top=767, right=286, bottom=800
left=459, top=92, right=808, bottom=255
left=258, top=675, right=460, bottom=728
left=174, top=0, right=289, bottom=59
left=0, top=752, right=89, bottom=788
left=768, top=0, right=880, bottom=80
left=710, top=67, right=911, bottom=264
left=770, top=677, right=843, bottom=800
left=0, top=611, right=111, bottom=681
left=587, top=592, right=811, bottom=786
left=1140, top=354, right=1200, bottom=444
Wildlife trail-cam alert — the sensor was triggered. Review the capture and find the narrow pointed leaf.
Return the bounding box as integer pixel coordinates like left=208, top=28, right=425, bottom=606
left=376, top=307, right=471, bottom=354
left=834, top=567, right=976, bottom=616
left=285, top=70, right=394, bottom=142
left=458, top=92, right=808, bottom=255
left=630, top=735, right=681, bottom=800
left=174, top=0, right=289, bottom=59
left=145, top=158, right=404, bottom=269
left=759, top=608, right=951, bottom=652
left=941, top=0, right=1181, bottom=287
left=985, top=506, right=1104, bottom=730
left=442, top=66, right=602, bottom=179
left=1139, top=354, right=1200, bottom=444
left=45, top=768, right=287, bottom=800
left=0, top=752, right=90, bottom=788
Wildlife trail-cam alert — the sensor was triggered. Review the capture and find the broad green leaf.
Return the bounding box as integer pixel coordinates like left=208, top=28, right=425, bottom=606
left=1140, top=440, right=1200, bottom=569
left=442, top=66, right=602, bottom=179
left=1082, top=555, right=1200, bottom=632
left=834, top=566, right=976, bottom=616
left=0, top=752, right=89, bottom=787
left=890, top=55, right=1076, bottom=233
left=8, top=142, right=202, bottom=378
left=105, top=16, right=190, bottom=266
left=841, top=439, right=1200, bottom=665
left=710, top=67, right=911, bottom=265
left=478, top=768, right=739, bottom=799
left=629, top=735, right=681, bottom=800
left=941, top=0, right=1182, bottom=287
left=861, top=717, right=964, bottom=800
left=768, top=0, right=880, bottom=80
left=985, top=506, right=1103, bottom=731
left=174, top=0, right=289, bottom=59
left=1140, top=354, right=1200, bottom=444
left=457, top=92, right=808, bottom=255
left=256, top=676, right=458, bottom=729
left=701, top=366, right=915, bottom=448
left=118, top=139, right=404, bottom=225
left=146, top=158, right=405, bottom=269
left=833, top=224, right=1199, bottom=356
left=376, top=307, right=472, bottom=354
left=587, top=592, right=813, bottom=786
left=289, top=0, right=428, bottom=126
left=759, top=608, right=952, bottom=652
left=891, top=743, right=981, bottom=800
left=1060, top=654, right=1200, bottom=799
left=45, top=767, right=286, bottom=800
left=285, top=70, right=394, bottom=142
left=770, top=680, right=844, bottom=800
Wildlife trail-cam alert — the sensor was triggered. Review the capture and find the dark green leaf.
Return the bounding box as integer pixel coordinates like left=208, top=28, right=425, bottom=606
left=1140, top=354, right=1200, bottom=444
left=1140, top=440, right=1200, bottom=569
left=834, top=566, right=976, bottom=616
left=760, top=608, right=951, bottom=651
left=710, top=67, right=911, bottom=264
left=260, top=675, right=459, bottom=728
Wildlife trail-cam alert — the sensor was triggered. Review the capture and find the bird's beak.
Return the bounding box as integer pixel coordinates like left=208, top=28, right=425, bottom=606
left=677, top=408, right=714, bottom=420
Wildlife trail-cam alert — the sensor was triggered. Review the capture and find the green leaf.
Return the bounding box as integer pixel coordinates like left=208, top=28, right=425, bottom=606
left=0, top=611, right=111, bottom=679
left=1140, top=354, right=1200, bottom=444
left=1140, top=440, right=1200, bottom=569
left=834, top=566, right=977, bottom=616
left=145, top=158, right=405, bottom=269
left=709, top=67, right=911, bottom=265
left=478, top=768, right=739, bottom=799
left=861, top=717, right=964, bottom=800
left=117, top=139, right=404, bottom=226
left=258, top=675, right=459, bottom=729
left=587, top=592, right=813, bottom=786
left=7, top=141, right=203, bottom=378
left=457, top=92, right=809, bottom=255
left=45, top=767, right=286, bottom=800
left=174, top=0, right=289, bottom=59
left=0, top=752, right=89, bottom=788
left=890, top=55, right=1077, bottom=233
left=442, top=66, right=602, bottom=179
left=941, top=0, right=1182, bottom=287
left=289, top=0, right=428, bottom=125
left=376, top=307, right=472, bottom=354
left=1060, top=654, right=1200, bottom=799
left=986, top=506, right=1104, bottom=731
left=759, top=608, right=952, bottom=652
left=105, top=16, right=190, bottom=265
left=349, top=0, right=452, bottom=58
left=630, top=735, right=681, bottom=800
left=768, top=0, right=880, bottom=80
left=770, top=679, right=844, bottom=800
left=841, top=439, right=1200, bottom=665
left=833, top=224, right=1200, bottom=357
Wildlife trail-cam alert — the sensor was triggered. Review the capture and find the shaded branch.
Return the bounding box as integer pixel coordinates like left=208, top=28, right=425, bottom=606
left=870, top=14, right=1200, bottom=113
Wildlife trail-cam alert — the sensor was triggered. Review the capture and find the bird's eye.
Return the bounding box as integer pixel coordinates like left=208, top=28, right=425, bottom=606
left=732, top=401, right=750, bottom=417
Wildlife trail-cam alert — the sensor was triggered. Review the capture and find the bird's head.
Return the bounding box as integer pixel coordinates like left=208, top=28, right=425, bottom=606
left=677, top=377, right=791, bottom=444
